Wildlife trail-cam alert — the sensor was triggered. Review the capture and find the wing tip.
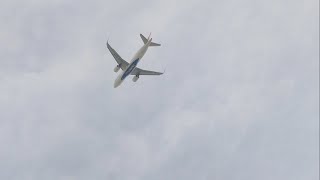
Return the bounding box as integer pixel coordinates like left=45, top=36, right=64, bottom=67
left=106, top=34, right=111, bottom=46
left=162, top=67, right=166, bottom=75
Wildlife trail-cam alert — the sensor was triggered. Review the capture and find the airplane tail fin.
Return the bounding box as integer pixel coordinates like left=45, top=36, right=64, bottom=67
left=140, top=34, right=161, bottom=47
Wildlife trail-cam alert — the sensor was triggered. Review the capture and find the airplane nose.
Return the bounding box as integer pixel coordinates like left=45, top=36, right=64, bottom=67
left=114, top=79, right=121, bottom=88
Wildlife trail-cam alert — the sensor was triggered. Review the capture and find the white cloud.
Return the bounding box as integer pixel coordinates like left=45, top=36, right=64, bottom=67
left=0, top=0, right=318, bottom=179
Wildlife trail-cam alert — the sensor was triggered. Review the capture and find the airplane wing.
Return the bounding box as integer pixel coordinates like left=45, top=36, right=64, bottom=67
left=131, top=67, right=164, bottom=76
left=107, top=42, right=129, bottom=70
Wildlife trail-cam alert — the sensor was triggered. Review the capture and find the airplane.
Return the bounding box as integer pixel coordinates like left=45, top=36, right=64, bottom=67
left=107, top=33, right=164, bottom=88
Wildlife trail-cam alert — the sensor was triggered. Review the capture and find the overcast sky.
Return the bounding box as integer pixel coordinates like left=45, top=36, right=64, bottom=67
left=0, top=0, right=319, bottom=179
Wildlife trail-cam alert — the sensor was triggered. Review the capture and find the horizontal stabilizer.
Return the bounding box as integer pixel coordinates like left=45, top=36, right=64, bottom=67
left=150, top=42, right=161, bottom=46
left=140, top=34, right=161, bottom=47
left=140, top=34, right=148, bottom=44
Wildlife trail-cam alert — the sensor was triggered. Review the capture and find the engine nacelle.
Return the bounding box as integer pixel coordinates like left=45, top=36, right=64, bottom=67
left=132, top=76, right=139, bottom=82
left=114, top=66, right=120, bottom=72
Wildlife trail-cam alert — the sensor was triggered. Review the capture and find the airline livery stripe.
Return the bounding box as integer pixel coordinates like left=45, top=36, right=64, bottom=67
left=121, top=58, right=139, bottom=80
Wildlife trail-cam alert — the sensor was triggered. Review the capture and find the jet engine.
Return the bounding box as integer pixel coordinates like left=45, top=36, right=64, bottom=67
left=114, top=66, right=120, bottom=72
left=132, top=75, right=139, bottom=82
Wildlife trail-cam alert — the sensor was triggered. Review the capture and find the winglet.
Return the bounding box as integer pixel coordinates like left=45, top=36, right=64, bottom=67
left=106, top=36, right=110, bottom=46
left=159, top=66, right=166, bottom=75
left=106, top=32, right=112, bottom=45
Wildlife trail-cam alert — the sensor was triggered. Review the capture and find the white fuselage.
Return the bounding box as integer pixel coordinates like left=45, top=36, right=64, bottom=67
left=114, top=38, right=152, bottom=88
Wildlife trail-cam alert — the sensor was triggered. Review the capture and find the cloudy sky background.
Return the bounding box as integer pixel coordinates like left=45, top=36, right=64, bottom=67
left=0, top=0, right=319, bottom=179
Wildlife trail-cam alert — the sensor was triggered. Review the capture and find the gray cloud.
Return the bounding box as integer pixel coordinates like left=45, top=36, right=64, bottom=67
left=0, top=0, right=318, bottom=179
